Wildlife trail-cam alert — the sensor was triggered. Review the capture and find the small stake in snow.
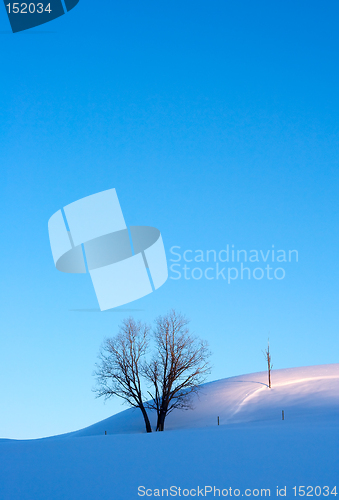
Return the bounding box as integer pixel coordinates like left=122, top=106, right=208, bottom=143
left=282, top=411, right=284, bottom=421
left=217, top=416, right=219, bottom=426
left=105, top=431, right=107, bottom=435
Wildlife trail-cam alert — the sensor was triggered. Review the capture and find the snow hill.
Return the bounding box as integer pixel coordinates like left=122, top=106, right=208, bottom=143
left=0, top=364, right=338, bottom=500
left=68, top=363, right=339, bottom=437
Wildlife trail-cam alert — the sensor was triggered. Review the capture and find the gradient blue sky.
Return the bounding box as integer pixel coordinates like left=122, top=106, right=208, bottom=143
left=1, top=0, right=339, bottom=439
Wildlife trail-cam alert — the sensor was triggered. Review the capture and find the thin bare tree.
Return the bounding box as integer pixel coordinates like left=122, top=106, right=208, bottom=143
left=93, top=317, right=152, bottom=433
left=144, top=310, right=211, bottom=431
left=263, top=338, right=273, bottom=388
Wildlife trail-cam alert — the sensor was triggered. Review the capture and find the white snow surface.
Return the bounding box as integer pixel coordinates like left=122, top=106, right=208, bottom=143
left=67, top=363, right=339, bottom=436
left=0, top=364, right=338, bottom=499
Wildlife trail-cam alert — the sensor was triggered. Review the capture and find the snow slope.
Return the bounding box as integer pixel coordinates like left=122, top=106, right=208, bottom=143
left=67, top=363, right=339, bottom=437
left=0, top=364, right=338, bottom=500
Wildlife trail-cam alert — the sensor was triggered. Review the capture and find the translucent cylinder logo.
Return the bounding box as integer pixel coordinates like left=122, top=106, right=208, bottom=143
left=48, top=189, right=168, bottom=310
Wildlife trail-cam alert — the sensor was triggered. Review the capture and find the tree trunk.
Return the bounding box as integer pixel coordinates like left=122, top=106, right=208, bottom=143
left=140, top=404, right=152, bottom=433
left=156, top=408, right=167, bottom=432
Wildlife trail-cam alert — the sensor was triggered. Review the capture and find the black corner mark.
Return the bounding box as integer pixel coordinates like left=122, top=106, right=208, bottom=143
left=4, top=0, right=64, bottom=33
left=3, top=0, right=80, bottom=33
left=64, top=0, right=79, bottom=12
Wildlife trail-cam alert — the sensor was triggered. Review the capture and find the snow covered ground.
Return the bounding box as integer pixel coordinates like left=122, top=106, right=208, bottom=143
left=0, top=364, right=338, bottom=499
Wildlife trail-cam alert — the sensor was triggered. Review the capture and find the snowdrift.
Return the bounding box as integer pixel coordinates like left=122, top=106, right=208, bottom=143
left=67, top=363, right=339, bottom=437
left=0, top=364, right=338, bottom=499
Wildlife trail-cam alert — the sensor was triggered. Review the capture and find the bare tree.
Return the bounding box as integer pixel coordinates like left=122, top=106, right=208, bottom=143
left=263, top=338, right=273, bottom=388
left=93, top=317, right=152, bottom=433
left=144, top=310, right=211, bottom=431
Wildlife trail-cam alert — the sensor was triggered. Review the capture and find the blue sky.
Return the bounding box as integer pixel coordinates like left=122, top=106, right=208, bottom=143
left=1, top=0, right=339, bottom=439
